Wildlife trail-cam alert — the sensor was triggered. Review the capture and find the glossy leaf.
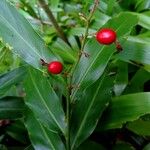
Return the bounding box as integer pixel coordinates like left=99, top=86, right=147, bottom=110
left=124, top=69, right=150, bottom=94
left=143, top=143, right=150, bottom=150
left=114, top=61, right=128, bottom=96
left=71, top=39, right=115, bottom=101
left=70, top=74, right=114, bottom=149
left=102, top=12, right=138, bottom=39
left=0, top=66, right=26, bottom=97
left=24, top=145, right=34, bottom=150
left=24, top=109, right=65, bottom=150
left=127, top=120, right=150, bottom=136
left=100, top=92, right=150, bottom=130
left=0, top=0, right=56, bottom=70
left=24, top=67, right=66, bottom=134
left=135, top=1, right=150, bottom=12
left=0, top=96, right=25, bottom=119
left=115, top=36, right=150, bottom=66
left=52, top=38, right=76, bottom=63
left=69, top=27, right=96, bottom=36
left=71, top=12, right=138, bottom=101
left=136, top=12, right=150, bottom=30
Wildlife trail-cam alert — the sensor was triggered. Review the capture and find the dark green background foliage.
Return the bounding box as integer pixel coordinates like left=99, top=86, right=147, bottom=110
left=0, top=0, right=150, bottom=149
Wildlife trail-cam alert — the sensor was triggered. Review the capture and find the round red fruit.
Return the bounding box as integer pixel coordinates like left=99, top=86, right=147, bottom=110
left=48, top=61, right=63, bottom=74
left=96, top=28, right=116, bottom=45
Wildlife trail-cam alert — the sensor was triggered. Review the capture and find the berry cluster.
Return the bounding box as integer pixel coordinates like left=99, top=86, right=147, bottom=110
left=41, top=28, right=122, bottom=75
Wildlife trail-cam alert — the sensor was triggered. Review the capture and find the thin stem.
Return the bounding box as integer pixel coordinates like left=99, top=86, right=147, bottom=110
left=70, top=0, right=99, bottom=102
left=80, top=0, right=99, bottom=53
left=38, top=0, right=69, bottom=44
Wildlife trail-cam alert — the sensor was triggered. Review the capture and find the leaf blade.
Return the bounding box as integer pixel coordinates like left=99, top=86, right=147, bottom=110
left=0, top=96, right=25, bottom=119
left=100, top=92, right=150, bottom=130
left=71, top=12, right=138, bottom=102
left=24, top=109, right=66, bottom=150
left=0, top=0, right=56, bottom=70
left=24, top=67, right=66, bottom=134
left=70, top=73, right=114, bottom=149
left=0, top=66, right=26, bottom=97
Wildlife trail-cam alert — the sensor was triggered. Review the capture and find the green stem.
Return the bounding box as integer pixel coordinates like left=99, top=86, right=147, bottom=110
left=65, top=1, right=99, bottom=148
left=70, top=0, right=99, bottom=102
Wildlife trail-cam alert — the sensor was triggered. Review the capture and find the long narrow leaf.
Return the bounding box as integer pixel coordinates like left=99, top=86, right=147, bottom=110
left=0, top=96, right=25, bottom=119
left=71, top=12, right=138, bottom=102
left=114, top=61, right=128, bottom=96
left=70, top=74, right=114, bottom=149
left=24, top=109, right=65, bottom=150
left=0, top=0, right=56, bottom=70
left=124, top=68, right=150, bottom=94
left=99, top=92, right=150, bottom=130
left=24, top=67, right=66, bottom=134
left=0, top=66, right=26, bottom=97
left=115, top=36, right=150, bottom=66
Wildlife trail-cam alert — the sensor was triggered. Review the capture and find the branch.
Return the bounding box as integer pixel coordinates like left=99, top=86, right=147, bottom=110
left=70, top=0, right=99, bottom=100
left=80, top=0, right=99, bottom=53
left=38, top=0, right=69, bottom=44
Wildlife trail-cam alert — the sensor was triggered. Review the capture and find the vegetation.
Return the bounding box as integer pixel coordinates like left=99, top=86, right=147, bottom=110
left=0, top=0, right=150, bottom=149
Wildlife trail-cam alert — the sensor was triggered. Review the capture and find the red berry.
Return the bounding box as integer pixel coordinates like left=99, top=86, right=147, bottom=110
left=96, top=28, right=116, bottom=45
left=48, top=61, right=63, bottom=74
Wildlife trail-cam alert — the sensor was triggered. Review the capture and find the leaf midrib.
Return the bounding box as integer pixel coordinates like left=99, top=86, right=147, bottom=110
left=71, top=17, right=134, bottom=101
left=0, top=7, right=41, bottom=58
left=71, top=45, right=105, bottom=100
left=0, top=72, right=24, bottom=89
left=39, top=122, right=56, bottom=150
left=71, top=75, right=106, bottom=149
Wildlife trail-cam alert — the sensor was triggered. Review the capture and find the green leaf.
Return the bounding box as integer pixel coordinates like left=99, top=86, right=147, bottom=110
left=107, top=0, right=116, bottom=15
left=6, top=120, right=28, bottom=144
left=69, top=28, right=96, bottom=36
left=115, top=36, right=150, bottom=66
left=0, top=144, right=7, bottom=150
left=24, top=145, right=34, bottom=150
left=127, top=119, right=150, bottom=136
left=124, top=69, right=150, bottom=94
left=24, top=109, right=66, bottom=150
left=71, top=39, right=115, bottom=102
left=50, top=0, right=60, bottom=9
left=92, top=11, right=110, bottom=29
left=114, top=61, right=128, bottom=96
left=143, top=143, right=150, bottom=150
left=0, top=0, right=56, bottom=70
left=24, top=67, right=66, bottom=134
left=0, top=96, right=25, bottom=119
left=135, top=1, right=150, bottom=12
left=102, top=12, right=138, bottom=39
left=135, top=12, right=150, bottom=30
left=70, top=74, right=114, bottom=149
left=100, top=92, right=150, bottom=130
left=52, top=39, right=76, bottom=63
left=71, top=12, right=138, bottom=102
left=0, top=66, right=26, bottom=98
